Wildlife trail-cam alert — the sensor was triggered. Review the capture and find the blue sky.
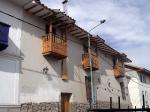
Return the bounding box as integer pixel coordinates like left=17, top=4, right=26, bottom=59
left=41, top=0, right=150, bottom=69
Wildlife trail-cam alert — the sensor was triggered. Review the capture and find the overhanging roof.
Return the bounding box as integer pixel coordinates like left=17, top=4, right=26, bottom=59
left=125, top=64, right=150, bottom=74
left=10, top=0, right=131, bottom=62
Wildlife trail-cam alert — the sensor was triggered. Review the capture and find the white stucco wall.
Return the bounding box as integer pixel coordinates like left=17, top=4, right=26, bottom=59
left=126, top=68, right=150, bottom=108
left=94, top=53, right=131, bottom=105
left=19, top=11, right=87, bottom=104
left=19, top=10, right=131, bottom=106
left=0, top=0, right=131, bottom=106
left=0, top=0, right=22, bottom=105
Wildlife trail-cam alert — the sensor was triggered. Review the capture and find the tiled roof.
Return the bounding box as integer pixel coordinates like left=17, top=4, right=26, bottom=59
left=125, top=64, right=150, bottom=74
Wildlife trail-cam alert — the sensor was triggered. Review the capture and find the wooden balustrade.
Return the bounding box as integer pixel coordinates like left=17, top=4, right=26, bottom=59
left=82, top=53, right=99, bottom=71
left=42, top=33, right=67, bottom=59
left=113, top=66, right=124, bottom=78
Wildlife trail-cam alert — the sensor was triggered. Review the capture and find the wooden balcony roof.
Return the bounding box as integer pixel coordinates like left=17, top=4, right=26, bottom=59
left=17, top=0, right=131, bottom=62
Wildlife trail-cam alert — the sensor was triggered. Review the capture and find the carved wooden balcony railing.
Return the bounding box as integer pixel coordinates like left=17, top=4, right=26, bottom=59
left=42, top=33, right=67, bottom=59
left=82, top=52, right=99, bottom=71
left=113, top=66, right=124, bottom=78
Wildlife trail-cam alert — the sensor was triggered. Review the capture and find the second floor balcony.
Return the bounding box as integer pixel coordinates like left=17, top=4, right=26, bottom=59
left=42, top=33, right=67, bottom=59
left=113, top=66, right=124, bottom=78
left=82, top=52, right=99, bottom=71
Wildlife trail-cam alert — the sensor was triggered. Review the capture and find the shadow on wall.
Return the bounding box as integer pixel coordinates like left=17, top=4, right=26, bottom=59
left=90, top=51, right=133, bottom=107
left=44, top=56, right=81, bottom=82
left=44, top=56, right=62, bottom=81
left=19, top=13, right=63, bottom=95
left=0, top=37, right=24, bottom=73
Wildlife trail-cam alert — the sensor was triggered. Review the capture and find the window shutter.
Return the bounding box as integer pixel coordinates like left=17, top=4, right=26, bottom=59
left=85, top=76, right=91, bottom=101
left=61, top=58, right=68, bottom=80
left=0, top=22, right=10, bottom=51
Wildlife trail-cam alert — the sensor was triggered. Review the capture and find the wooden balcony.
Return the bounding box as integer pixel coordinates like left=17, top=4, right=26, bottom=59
left=42, top=33, right=67, bottom=59
left=82, top=53, right=99, bottom=71
left=113, top=66, right=124, bottom=78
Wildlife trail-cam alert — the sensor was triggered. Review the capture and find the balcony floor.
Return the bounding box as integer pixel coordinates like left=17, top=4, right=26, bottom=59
left=43, top=51, right=67, bottom=60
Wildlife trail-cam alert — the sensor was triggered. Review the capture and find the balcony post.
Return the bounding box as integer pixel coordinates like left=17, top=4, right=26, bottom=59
left=48, top=20, right=52, bottom=33
left=62, top=26, right=67, bottom=41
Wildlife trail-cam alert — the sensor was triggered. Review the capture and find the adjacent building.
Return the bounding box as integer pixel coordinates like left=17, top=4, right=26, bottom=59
left=0, top=0, right=132, bottom=111
left=125, top=64, right=150, bottom=108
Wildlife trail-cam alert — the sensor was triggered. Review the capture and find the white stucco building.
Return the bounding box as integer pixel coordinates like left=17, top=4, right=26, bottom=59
left=125, top=64, right=150, bottom=108
left=0, top=0, right=132, bottom=111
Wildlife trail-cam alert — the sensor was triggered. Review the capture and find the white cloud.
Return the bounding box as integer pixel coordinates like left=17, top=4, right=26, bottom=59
left=41, top=0, right=150, bottom=69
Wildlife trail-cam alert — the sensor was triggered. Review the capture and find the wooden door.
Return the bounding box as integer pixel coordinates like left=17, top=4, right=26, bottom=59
left=85, top=76, right=91, bottom=102
left=61, top=93, right=71, bottom=112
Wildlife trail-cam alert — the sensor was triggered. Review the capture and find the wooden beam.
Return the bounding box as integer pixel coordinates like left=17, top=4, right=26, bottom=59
left=40, top=12, right=51, bottom=18
left=98, top=47, right=117, bottom=54
left=25, top=4, right=37, bottom=11
left=69, top=29, right=78, bottom=33
left=99, top=48, right=117, bottom=55
left=53, top=18, right=68, bottom=24
left=55, top=16, right=65, bottom=20
left=59, top=23, right=74, bottom=29
left=54, top=22, right=67, bottom=27
left=44, top=13, right=56, bottom=19
left=52, top=19, right=68, bottom=27
left=71, top=31, right=82, bottom=36
left=74, top=34, right=86, bottom=37
left=32, top=8, right=44, bottom=15
left=79, top=36, right=88, bottom=39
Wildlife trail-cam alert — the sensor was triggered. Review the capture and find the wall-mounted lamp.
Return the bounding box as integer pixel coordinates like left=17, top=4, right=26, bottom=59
left=32, top=0, right=36, bottom=4
left=43, top=66, right=49, bottom=74
left=23, top=0, right=37, bottom=7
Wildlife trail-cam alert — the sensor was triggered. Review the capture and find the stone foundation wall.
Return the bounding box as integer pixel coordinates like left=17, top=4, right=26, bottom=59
left=71, top=103, right=89, bottom=112
left=20, top=102, right=89, bottom=112
left=20, top=102, right=60, bottom=112
left=4, top=101, right=131, bottom=112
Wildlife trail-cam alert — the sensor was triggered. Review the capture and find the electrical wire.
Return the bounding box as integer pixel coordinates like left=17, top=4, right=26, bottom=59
left=0, top=9, right=87, bottom=47
left=0, top=10, right=45, bottom=30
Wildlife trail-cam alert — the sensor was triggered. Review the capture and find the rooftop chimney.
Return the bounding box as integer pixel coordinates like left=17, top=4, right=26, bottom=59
left=62, top=0, right=68, bottom=14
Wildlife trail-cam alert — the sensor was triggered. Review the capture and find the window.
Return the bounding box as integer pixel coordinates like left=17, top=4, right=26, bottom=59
left=142, top=91, right=144, bottom=95
left=149, top=77, right=150, bottom=84
left=0, top=22, right=10, bottom=51
left=139, top=73, right=143, bottom=82
left=143, top=75, right=147, bottom=83
left=113, top=57, right=117, bottom=67
left=45, top=24, right=49, bottom=34
left=52, top=27, right=56, bottom=34
left=120, top=82, right=126, bottom=100
left=139, top=73, right=147, bottom=84
left=145, top=91, right=147, bottom=98
left=83, top=45, right=88, bottom=53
